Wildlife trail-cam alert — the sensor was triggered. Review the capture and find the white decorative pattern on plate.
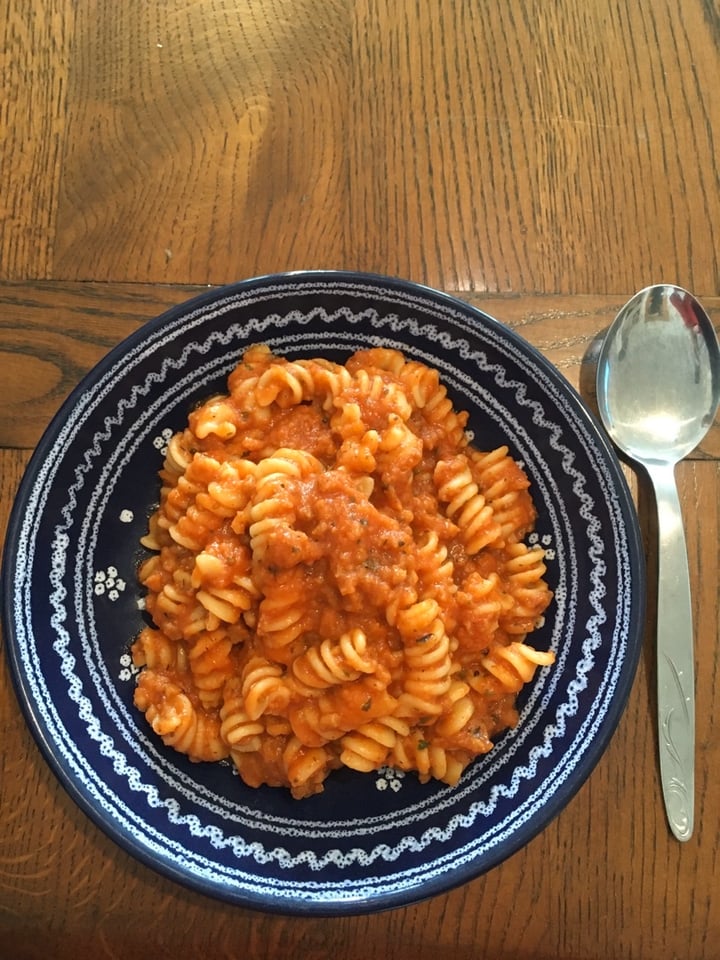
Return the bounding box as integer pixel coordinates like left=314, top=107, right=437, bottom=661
left=94, top=566, right=126, bottom=601
left=2, top=272, right=644, bottom=914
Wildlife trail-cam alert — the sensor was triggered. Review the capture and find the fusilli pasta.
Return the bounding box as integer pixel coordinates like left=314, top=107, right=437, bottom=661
left=132, top=346, right=553, bottom=797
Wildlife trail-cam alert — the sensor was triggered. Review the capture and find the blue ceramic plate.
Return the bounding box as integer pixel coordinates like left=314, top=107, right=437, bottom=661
left=2, top=271, right=644, bottom=915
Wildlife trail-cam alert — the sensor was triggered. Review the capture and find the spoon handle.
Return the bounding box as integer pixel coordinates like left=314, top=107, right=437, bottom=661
left=646, top=461, right=695, bottom=841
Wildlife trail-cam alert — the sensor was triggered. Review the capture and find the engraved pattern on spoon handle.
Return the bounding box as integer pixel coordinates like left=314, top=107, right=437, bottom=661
left=647, top=461, right=695, bottom=842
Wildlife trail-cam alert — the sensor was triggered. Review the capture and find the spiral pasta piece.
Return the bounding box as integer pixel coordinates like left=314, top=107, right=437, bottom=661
left=131, top=625, right=188, bottom=674
left=500, top=542, right=552, bottom=635
left=282, top=737, right=333, bottom=798
left=470, top=445, right=536, bottom=544
left=391, top=358, right=468, bottom=448
left=434, top=456, right=501, bottom=554
left=336, top=429, right=379, bottom=475
left=220, top=677, right=264, bottom=751
left=156, top=430, right=196, bottom=499
left=255, top=570, right=309, bottom=659
left=249, top=448, right=323, bottom=564
left=291, top=629, right=376, bottom=693
left=192, top=397, right=240, bottom=440
left=434, top=679, right=474, bottom=737
left=134, top=672, right=227, bottom=762
left=187, top=632, right=234, bottom=709
left=255, top=361, right=317, bottom=408
left=481, top=641, right=556, bottom=693
left=395, top=607, right=453, bottom=718
left=241, top=655, right=291, bottom=720
left=339, top=716, right=410, bottom=772
left=390, top=732, right=467, bottom=787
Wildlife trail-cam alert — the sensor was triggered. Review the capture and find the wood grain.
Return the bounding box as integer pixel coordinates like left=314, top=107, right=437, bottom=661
left=0, top=1, right=73, bottom=279
left=52, top=0, right=353, bottom=285
left=2, top=449, right=718, bottom=960
left=2, top=2, right=719, bottom=293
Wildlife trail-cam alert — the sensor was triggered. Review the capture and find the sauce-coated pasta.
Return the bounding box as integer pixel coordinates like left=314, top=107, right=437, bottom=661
left=132, top=345, right=554, bottom=798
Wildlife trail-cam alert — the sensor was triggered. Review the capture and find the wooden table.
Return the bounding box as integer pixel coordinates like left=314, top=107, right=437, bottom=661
left=2, top=3, right=718, bottom=958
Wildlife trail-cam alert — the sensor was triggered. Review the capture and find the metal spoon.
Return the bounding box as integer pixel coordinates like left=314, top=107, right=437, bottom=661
left=596, top=284, right=720, bottom=841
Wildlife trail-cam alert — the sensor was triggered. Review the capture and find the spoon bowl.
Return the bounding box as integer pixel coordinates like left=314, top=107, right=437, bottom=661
left=596, top=284, right=720, bottom=841
left=597, top=285, right=719, bottom=465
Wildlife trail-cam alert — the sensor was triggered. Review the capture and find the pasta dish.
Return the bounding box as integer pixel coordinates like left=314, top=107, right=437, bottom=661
left=132, top=345, right=554, bottom=798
